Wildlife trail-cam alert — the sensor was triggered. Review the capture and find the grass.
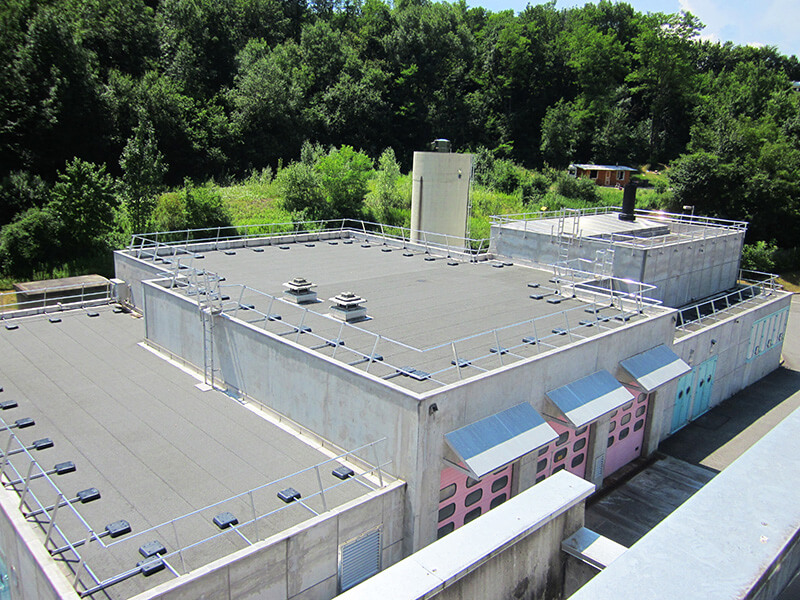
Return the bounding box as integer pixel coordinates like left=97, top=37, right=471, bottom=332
left=777, top=272, right=800, bottom=293
left=215, top=179, right=293, bottom=226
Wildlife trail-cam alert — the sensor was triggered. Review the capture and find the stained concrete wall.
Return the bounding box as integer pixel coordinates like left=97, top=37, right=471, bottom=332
left=114, top=251, right=172, bottom=312
left=0, top=489, right=79, bottom=600
left=131, top=481, right=405, bottom=600
left=636, top=230, right=743, bottom=307
left=671, top=293, right=792, bottom=412
left=142, top=280, right=206, bottom=370
left=491, top=225, right=745, bottom=307
left=140, top=276, right=677, bottom=554
left=338, top=472, right=594, bottom=600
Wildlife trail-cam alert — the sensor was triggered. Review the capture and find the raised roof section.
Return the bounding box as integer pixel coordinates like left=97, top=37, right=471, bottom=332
left=121, top=224, right=669, bottom=393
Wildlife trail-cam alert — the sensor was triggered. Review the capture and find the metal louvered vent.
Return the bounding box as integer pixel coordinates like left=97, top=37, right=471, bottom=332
left=339, top=527, right=381, bottom=592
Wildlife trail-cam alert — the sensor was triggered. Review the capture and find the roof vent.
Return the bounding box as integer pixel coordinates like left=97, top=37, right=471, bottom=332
left=283, top=277, right=318, bottom=304
left=619, top=182, right=637, bottom=222
left=430, top=138, right=451, bottom=153
left=329, top=292, right=367, bottom=322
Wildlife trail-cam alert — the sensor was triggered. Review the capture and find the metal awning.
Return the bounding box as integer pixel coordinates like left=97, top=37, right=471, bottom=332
left=545, top=371, right=634, bottom=428
left=620, top=345, right=691, bottom=392
left=444, top=403, right=556, bottom=480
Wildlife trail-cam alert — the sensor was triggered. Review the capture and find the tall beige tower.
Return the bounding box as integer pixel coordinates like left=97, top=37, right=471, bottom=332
left=410, top=141, right=473, bottom=249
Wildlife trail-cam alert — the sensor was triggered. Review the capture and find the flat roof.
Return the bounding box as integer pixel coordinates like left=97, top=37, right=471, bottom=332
left=570, top=164, right=637, bottom=172
left=137, top=238, right=662, bottom=393
left=0, top=307, right=375, bottom=598
left=495, top=211, right=743, bottom=246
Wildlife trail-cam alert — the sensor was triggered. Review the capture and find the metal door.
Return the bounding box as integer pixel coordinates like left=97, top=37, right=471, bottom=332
left=671, top=371, right=695, bottom=433
left=604, top=171, right=611, bottom=185
left=690, top=356, right=717, bottom=419
left=536, top=421, right=591, bottom=483
left=437, top=463, right=513, bottom=539
left=604, top=391, right=650, bottom=477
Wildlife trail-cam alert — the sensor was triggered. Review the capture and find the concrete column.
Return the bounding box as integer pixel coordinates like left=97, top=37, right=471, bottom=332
left=587, top=415, right=611, bottom=489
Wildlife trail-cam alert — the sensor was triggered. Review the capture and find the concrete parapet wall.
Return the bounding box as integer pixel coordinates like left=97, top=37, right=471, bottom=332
left=566, top=404, right=800, bottom=600
left=338, top=471, right=594, bottom=600
left=142, top=280, right=205, bottom=370
left=491, top=225, right=745, bottom=308
left=131, top=480, right=405, bottom=600
left=114, top=251, right=171, bottom=312
left=0, top=489, right=79, bottom=600
left=671, top=292, right=792, bottom=416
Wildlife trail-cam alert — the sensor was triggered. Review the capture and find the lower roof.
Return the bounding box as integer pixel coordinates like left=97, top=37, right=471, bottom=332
left=0, top=307, right=372, bottom=598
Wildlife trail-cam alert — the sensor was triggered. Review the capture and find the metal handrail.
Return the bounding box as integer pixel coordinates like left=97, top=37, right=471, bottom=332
left=490, top=206, right=748, bottom=230
left=128, top=219, right=491, bottom=257
left=0, top=282, right=113, bottom=318
left=675, top=271, right=782, bottom=331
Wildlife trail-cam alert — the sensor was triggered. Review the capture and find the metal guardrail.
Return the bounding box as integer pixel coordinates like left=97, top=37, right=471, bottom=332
left=675, top=270, right=782, bottom=331
left=125, top=220, right=665, bottom=388
left=160, top=272, right=659, bottom=389
left=1, top=400, right=390, bottom=598
left=128, top=219, right=491, bottom=259
left=0, top=282, right=113, bottom=319
left=80, top=439, right=392, bottom=597
left=490, top=206, right=748, bottom=232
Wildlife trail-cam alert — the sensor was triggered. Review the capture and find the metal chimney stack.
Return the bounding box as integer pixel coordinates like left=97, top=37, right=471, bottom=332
left=619, top=182, right=637, bottom=222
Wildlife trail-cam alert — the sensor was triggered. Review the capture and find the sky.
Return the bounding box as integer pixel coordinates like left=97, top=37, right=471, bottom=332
left=467, top=0, right=800, bottom=59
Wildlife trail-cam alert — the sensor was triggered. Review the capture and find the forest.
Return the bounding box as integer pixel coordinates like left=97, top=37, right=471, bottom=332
left=1, top=0, right=799, bottom=283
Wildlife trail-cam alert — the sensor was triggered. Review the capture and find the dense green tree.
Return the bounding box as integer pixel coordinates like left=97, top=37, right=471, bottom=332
left=277, top=161, right=326, bottom=221
left=49, top=158, right=118, bottom=250
left=0, top=207, right=64, bottom=278
left=316, top=145, right=373, bottom=218
left=120, top=118, right=168, bottom=233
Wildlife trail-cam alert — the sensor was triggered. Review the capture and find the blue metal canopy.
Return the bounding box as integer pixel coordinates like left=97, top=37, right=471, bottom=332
left=444, top=403, right=556, bottom=479
left=620, top=345, right=690, bottom=392
left=546, top=371, right=634, bottom=428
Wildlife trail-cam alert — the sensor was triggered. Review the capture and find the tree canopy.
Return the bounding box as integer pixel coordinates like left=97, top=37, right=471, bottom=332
left=1, top=0, right=799, bottom=278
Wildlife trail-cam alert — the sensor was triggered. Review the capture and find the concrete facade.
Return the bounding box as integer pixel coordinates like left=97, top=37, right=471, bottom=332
left=491, top=217, right=746, bottom=307
left=140, top=271, right=679, bottom=553
left=338, top=472, right=593, bottom=600
left=130, top=481, right=405, bottom=600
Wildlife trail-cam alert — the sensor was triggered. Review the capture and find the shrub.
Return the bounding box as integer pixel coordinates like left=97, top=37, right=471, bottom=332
left=555, top=173, right=598, bottom=202
left=0, top=208, right=64, bottom=278
left=742, top=240, right=777, bottom=273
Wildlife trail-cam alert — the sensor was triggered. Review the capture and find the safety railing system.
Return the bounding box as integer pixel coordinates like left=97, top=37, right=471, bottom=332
left=0, top=281, right=113, bottom=320
left=128, top=219, right=491, bottom=262
left=491, top=206, right=748, bottom=248
left=121, top=219, right=667, bottom=389
left=159, top=271, right=661, bottom=389
left=78, top=439, right=392, bottom=597
left=549, top=258, right=662, bottom=315
left=675, top=270, right=784, bottom=332
left=0, top=395, right=389, bottom=598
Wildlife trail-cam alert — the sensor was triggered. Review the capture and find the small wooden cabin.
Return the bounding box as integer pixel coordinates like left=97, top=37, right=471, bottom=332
left=568, top=164, right=637, bottom=187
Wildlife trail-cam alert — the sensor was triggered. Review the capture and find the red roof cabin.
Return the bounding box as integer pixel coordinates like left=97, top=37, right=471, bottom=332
left=568, top=164, right=637, bottom=187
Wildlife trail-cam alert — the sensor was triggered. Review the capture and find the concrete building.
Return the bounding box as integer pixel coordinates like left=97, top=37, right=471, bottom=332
left=0, top=202, right=792, bottom=599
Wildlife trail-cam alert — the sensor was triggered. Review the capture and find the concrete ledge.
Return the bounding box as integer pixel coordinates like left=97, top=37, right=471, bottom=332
left=567, top=405, right=800, bottom=600
left=562, top=527, right=627, bottom=569
left=338, top=471, right=594, bottom=599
